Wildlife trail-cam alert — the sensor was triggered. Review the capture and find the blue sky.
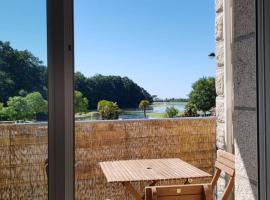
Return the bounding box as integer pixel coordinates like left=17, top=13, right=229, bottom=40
left=0, top=0, right=215, bottom=98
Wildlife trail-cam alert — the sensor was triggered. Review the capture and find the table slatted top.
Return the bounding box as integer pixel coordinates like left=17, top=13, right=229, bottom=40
left=100, top=158, right=211, bottom=183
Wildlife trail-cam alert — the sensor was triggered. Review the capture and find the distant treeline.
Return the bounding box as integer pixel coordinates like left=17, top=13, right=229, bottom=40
left=0, top=41, right=153, bottom=109
left=75, top=72, right=153, bottom=109
left=153, top=98, right=189, bottom=102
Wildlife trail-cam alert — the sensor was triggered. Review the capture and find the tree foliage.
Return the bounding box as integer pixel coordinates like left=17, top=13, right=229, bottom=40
left=4, top=96, right=32, bottom=121
left=75, top=72, right=153, bottom=110
left=139, top=100, right=150, bottom=118
left=97, top=100, right=119, bottom=120
left=25, top=92, right=47, bottom=117
left=187, top=77, right=216, bottom=113
left=0, top=41, right=47, bottom=103
left=165, top=106, right=179, bottom=118
left=74, top=90, right=88, bottom=113
left=0, top=92, right=47, bottom=121
left=0, top=41, right=152, bottom=111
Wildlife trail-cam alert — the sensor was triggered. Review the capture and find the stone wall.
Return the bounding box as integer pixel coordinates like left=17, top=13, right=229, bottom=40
left=215, top=0, right=226, bottom=197
left=215, top=0, right=225, bottom=150
left=215, top=0, right=258, bottom=199
left=0, top=118, right=216, bottom=200
left=232, top=0, right=258, bottom=199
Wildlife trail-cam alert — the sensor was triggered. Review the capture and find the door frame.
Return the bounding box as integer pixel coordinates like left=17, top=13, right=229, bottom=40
left=47, top=0, right=74, bottom=199
left=257, top=0, right=270, bottom=199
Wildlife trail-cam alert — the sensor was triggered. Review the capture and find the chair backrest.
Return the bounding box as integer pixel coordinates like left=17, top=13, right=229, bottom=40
left=211, top=150, right=235, bottom=200
left=145, top=184, right=213, bottom=200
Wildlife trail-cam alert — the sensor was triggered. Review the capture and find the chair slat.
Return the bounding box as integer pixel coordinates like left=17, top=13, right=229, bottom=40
left=217, top=150, right=235, bottom=162
left=215, top=161, right=235, bottom=177
left=217, top=155, right=235, bottom=169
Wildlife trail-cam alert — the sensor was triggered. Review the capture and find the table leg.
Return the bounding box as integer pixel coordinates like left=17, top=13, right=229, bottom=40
left=141, top=181, right=158, bottom=199
left=122, top=182, right=141, bottom=200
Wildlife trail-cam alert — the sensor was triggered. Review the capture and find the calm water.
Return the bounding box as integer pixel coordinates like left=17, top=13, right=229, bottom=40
left=119, top=102, right=186, bottom=119
left=149, top=102, right=186, bottom=113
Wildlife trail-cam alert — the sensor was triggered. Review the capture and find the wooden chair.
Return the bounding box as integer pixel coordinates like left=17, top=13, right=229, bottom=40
left=145, top=150, right=235, bottom=200
left=210, top=149, right=235, bottom=199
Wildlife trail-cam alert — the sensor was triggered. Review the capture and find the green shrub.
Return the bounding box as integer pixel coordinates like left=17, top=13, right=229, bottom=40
left=97, top=100, right=119, bottom=120
left=165, top=106, right=179, bottom=118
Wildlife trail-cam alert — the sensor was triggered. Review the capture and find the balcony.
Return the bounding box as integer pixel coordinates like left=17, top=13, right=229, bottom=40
left=0, top=117, right=215, bottom=199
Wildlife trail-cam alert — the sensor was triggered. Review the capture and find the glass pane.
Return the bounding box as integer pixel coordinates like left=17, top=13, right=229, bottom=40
left=0, top=1, right=48, bottom=199
left=74, top=1, right=215, bottom=199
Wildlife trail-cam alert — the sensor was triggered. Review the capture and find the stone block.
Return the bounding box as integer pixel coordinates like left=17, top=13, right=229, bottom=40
left=215, top=0, right=223, bottom=13
left=216, top=41, right=224, bottom=67
left=215, top=12, right=223, bottom=41
left=216, top=96, right=224, bottom=123
left=233, top=0, right=256, bottom=39
left=216, top=67, right=224, bottom=96
left=233, top=36, right=256, bottom=108
left=216, top=122, right=225, bottom=149
left=234, top=110, right=258, bottom=181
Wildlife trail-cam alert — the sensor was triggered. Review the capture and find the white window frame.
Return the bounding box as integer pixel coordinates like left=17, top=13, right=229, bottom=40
left=223, top=0, right=234, bottom=154
left=47, top=0, right=74, bottom=199
left=257, top=0, right=270, bottom=199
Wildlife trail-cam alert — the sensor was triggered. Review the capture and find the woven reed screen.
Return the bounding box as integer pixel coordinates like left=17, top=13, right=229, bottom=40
left=0, top=118, right=216, bottom=200
left=0, top=124, right=47, bottom=200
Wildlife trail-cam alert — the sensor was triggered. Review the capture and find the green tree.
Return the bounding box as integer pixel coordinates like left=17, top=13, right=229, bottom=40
left=4, top=96, right=32, bottom=121
left=0, top=41, right=47, bottom=102
left=97, top=100, right=119, bottom=120
left=25, top=92, right=47, bottom=119
left=139, top=100, right=150, bottom=118
left=0, top=41, right=152, bottom=110
left=165, top=106, right=179, bottom=118
left=74, top=90, right=88, bottom=113
left=187, top=77, right=216, bottom=113
left=0, top=92, right=47, bottom=121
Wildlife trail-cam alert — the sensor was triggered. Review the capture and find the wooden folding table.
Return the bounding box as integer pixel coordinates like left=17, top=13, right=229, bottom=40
left=100, top=158, right=212, bottom=200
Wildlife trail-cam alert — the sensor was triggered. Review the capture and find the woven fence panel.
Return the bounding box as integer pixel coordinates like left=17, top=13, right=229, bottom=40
left=0, top=124, right=48, bottom=200
left=0, top=118, right=216, bottom=200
